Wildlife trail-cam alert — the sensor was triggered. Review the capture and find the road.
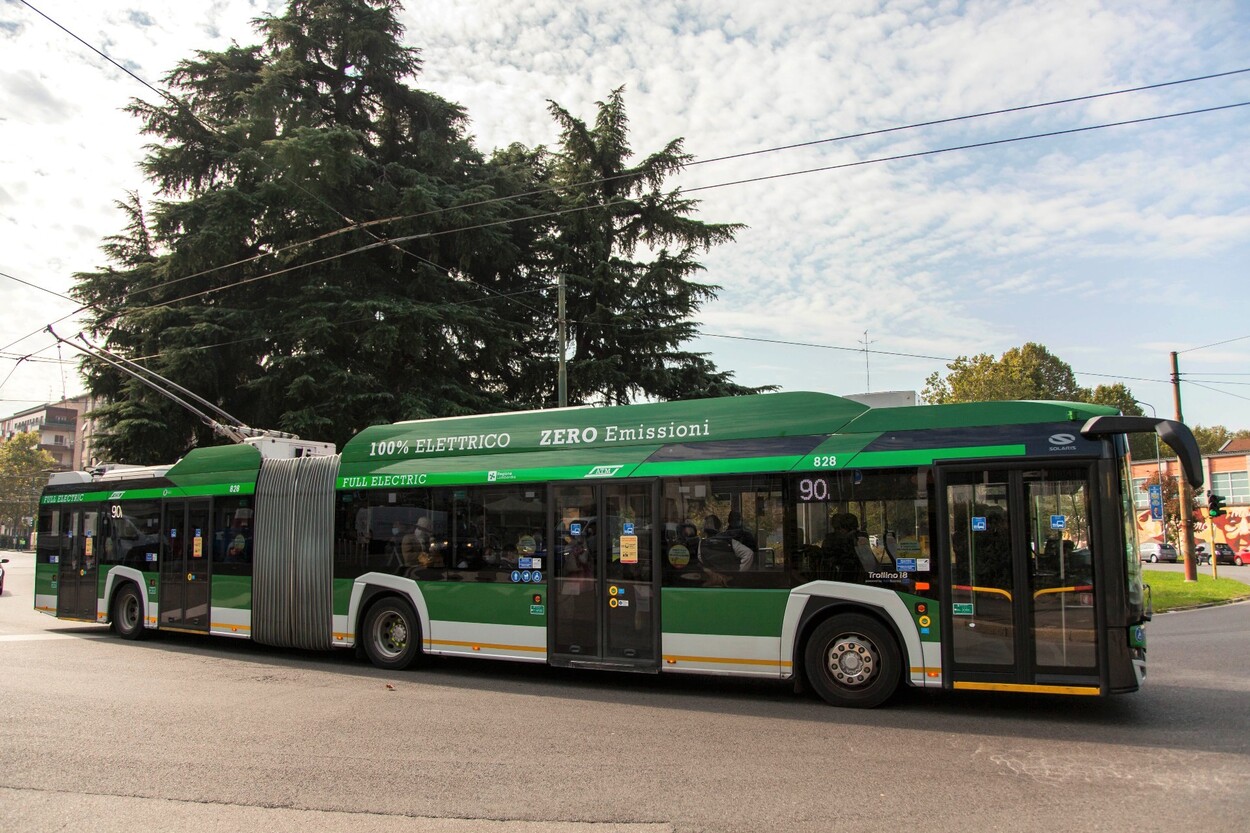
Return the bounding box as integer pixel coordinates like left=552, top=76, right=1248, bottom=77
left=1144, top=560, right=1250, bottom=584
left=2, top=549, right=1248, bottom=833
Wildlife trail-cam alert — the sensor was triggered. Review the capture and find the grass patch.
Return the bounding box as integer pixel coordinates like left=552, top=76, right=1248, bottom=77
left=1142, top=569, right=1250, bottom=612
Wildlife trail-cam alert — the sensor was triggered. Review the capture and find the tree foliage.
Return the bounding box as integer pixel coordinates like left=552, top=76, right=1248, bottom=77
left=72, top=1, right=749, bottom=463
left=0, top=432, right=57, bottom=545
left=921, top=343, right=1087, bottom=404
left=920, top=343, right=1197, bottom=460
left=1191, top=424, right=1250, bottom=456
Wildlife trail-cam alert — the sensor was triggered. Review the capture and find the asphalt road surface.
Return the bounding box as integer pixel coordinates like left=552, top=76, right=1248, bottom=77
left=2, top=549, right=1248, bottom=833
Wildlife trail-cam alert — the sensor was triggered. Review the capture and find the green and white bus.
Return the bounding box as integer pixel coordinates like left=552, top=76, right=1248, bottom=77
left=34, top=391, right=1201, bottom=707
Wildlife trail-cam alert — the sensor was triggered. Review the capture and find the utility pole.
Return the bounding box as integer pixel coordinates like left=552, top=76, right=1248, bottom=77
left=1172, top=351, right=1198, bottom=582
left=557, top=273, right=568, bottom=408
left=860, top=330, right=875, bottom=392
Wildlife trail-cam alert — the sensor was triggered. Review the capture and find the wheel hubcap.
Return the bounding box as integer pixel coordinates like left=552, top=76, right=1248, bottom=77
left=827, top=634, right=878, bottom=687
left=376, top=612, right=409, bottom=659
left=122, top=596, right=139, bottom=629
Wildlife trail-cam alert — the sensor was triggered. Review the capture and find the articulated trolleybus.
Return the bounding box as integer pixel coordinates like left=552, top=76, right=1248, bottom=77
left=35, top=392, right=1201, bottom=708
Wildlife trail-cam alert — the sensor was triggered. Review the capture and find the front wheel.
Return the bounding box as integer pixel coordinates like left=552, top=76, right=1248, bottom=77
left=1149, top=554, right=1159, bottom=563
left=362, top=598, right=422, bottom=670
left=1236, top=556, right=1245, bottom=567
left=804, top=613, right=901, bottom=708
left=111, top=583, right=146, bottom=640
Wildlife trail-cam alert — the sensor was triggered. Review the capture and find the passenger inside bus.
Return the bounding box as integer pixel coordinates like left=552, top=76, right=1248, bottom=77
left=699, top=514, right=754, bottom=573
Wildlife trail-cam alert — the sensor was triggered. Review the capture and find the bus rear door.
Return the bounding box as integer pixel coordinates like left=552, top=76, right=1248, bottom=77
left=937, top=464, right=1102, bottom=695
left=550, top=482, right=659, bottom=670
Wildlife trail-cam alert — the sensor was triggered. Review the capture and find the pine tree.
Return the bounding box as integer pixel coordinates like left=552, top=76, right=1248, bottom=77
left=72, top=5, right=756, bottom=463
left=529, top=87, right=762, bottom=406
left=73, top=0, right=539, bottom=461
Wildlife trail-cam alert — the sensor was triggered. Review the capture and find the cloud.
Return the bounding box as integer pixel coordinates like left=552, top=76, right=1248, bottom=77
left=0, top=69, right=74, bottom=121
left=0, top=0, right=1246, bottom=427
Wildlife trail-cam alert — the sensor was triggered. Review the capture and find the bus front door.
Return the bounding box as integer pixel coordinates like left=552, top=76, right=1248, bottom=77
left=550, top=482, right=659, bottom=670
left=938, top=465, right=1101, bottom=694
left=160, top=499, right=212, bottom=631
left=56, top=508, right=99, bottom=621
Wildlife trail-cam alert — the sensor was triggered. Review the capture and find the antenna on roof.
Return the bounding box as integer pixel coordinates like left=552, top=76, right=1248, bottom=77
left=47, top=327, right=299, bottom=444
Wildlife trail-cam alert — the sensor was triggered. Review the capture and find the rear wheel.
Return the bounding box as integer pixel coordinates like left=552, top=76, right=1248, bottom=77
left=362, top=598, right=422, bottom=670
left=1236, top=556, right=1245, bottom=567
left=111, top=583, right=146, bottom=640
left=804, top=613, right=901, bottom=708
left=1149, top=554, right=1158, bottom=563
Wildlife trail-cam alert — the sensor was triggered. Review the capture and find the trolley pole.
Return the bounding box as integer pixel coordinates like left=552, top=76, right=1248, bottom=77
left=1172, top=351, right=1198, bottom=583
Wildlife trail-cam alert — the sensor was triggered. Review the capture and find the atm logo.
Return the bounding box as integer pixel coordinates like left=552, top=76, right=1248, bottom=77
left=585, top=465, right=625, bottom=478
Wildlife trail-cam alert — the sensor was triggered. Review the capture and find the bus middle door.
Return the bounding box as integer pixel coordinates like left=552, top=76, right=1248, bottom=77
left=550, top=482, right=659, bottom=670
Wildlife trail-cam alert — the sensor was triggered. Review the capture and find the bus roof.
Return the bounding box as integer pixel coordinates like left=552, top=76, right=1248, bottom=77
left=335, top=392, right=1119, bottom=488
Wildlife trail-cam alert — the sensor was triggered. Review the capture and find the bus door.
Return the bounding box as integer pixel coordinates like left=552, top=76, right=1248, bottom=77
left=550, top=482, right=659, bottom=669
left=56, top=508, right=99, bottom=621
left=937, top=464, right=1101, bottom=693
left=160, top=499, right=212, bottom=630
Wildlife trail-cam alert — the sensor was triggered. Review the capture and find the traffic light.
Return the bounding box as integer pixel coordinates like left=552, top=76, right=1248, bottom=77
left=1208, top=493, right=1226, bottom=519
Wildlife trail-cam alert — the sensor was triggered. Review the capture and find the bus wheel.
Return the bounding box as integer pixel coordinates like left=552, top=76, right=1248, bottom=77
left=363, top=598, right=422, bottom=670
left=804, top=613, right=900, bottom=708
left=112, top=584, right=146, bottom=640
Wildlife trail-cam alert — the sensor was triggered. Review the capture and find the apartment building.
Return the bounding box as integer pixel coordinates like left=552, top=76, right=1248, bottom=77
left=0, top=395, right=98, bottom=471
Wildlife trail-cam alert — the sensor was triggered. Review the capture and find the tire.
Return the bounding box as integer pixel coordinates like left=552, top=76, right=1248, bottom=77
left=1236, top=557, right=1245, bottom=567
left=362, top=598, right=422, bottom=670
left=804, top=613, right=901, bottom=708
left=1149, top=554, right=1158, bottom=563
left=111, top=583, right=146, bottom=640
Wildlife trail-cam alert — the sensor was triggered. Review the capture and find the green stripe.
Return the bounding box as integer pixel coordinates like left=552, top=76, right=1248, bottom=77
left=660, top=588, right=790, bottom=637
left=41, top=483, right=256, bottom=504
left=844, top=444, right=1026, bottom=468
left=334, top=578, right=353, bottom=617
left=336, top=463, right=640, bottom=491
left=421, top=581, right=548, bottom=627
left=211, top=575, right=253, bottom=609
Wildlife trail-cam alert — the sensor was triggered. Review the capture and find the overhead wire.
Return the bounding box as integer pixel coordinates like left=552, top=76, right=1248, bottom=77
left=16, top=0, right=547, bottom=324
left=70, top=98, right=1249, bottom=325
left=12, top=3, right=1250, bottom=317
left=0, top=270, right=80, bottom=305
left=10, top=0, right=1249, bottom=403
left=1184, top=380, right=1250, bottom=403
left=1178, top=333, right=1250, bottom=354
left=86, top=66, right=1250, bottom=301
left=14, top=2, right=1246, bottom=305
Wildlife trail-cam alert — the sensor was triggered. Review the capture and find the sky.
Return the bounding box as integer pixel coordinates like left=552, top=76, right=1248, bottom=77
left=1, top=0, right=1248, bottom=432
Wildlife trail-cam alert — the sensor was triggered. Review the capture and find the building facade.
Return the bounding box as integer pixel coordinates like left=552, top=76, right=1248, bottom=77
left=1130, top=443, right=1250, bottom=554
left=0, top=395, right=98, bottom=471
